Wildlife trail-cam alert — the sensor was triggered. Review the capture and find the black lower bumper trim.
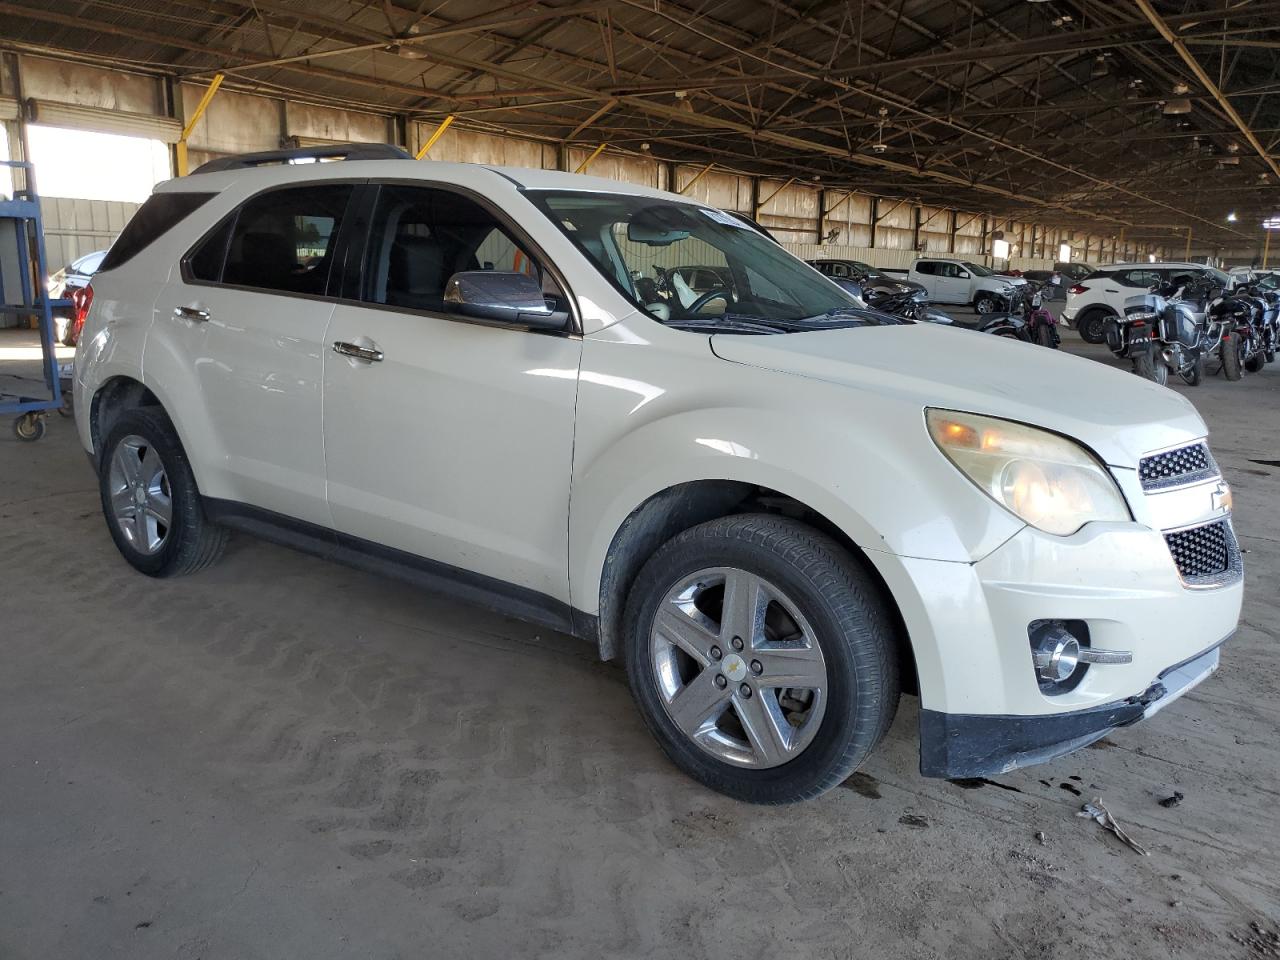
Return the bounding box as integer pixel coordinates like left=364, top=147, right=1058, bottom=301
left=918, top=698, right=1147, bottom=779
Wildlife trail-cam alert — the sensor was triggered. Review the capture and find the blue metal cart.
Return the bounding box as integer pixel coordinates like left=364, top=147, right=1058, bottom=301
left=0, top=159, right=70, bottom=442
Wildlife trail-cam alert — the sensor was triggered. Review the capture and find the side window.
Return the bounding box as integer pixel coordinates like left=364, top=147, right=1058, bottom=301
left=99, top=192, right=215, bottom=272
left=221, top=184, right=353, bottom=295
left=828, top=262, right=850, bottom=278
left=938, top=262, right=959, bottom=278
left=915, top=261, right=936, bottom=276
left=361, top=184, right=553, bottom=313
left=187, top=217, right=235, bottom=283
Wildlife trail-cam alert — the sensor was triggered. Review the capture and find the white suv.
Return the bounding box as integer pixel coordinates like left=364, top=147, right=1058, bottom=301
left=1064, top=262, right=1228, bottom=343
left=74, top=146, right=1242, bottom=802
left=908, top=257, right=1025, bottom=314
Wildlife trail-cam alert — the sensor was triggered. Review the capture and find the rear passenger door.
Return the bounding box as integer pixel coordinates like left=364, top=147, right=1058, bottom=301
left=151, top=182, right=356, bottom=526
left=321, top=182, right=582, bottom=602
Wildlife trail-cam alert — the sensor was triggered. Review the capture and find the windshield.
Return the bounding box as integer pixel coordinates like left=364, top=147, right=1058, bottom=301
left=528, top=191, right=890, bottom=333
left=961, top=261, right=995, bottom=277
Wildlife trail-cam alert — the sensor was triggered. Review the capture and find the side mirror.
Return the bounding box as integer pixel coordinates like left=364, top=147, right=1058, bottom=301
left=958, top=270, right=970, bottom=279
left=442, top=271, right=564, bottom=330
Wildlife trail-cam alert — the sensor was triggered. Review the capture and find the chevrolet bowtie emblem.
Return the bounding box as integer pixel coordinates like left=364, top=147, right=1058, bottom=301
left=1211, top=480, right=1232, bottom=515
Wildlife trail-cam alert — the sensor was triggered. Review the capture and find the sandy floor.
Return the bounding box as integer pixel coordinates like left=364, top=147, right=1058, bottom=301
left=1, top=325, right=1277, bottom=959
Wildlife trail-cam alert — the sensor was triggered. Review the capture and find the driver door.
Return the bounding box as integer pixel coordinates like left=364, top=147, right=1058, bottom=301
left=934, top=262, right=967, bottom=303
left=321, top=182, right=582, bottom=601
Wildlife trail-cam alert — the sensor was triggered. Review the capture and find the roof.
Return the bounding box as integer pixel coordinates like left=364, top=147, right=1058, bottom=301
left=5, top=0, right=1278, bottom=245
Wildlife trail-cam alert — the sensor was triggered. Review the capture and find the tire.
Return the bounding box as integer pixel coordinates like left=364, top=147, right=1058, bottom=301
left=98, top=407, right=228, bottom=577
left=1034, top=323, right=1057, bottom=349
left=974, top=295, right=996, bottom=315
left=623, top=514, right=900, bottom=804
left=1077, top=311, right=1109, bottom=345
left=1132, top=342, right=1168, bottom=386
left=12, top=413, right=45, bottom=442
left=1245, top=344, right=1266, bottom=373
left=1222, top=332, right=1244, bottom=381
left=1178, top=352, right=1205, bottom=387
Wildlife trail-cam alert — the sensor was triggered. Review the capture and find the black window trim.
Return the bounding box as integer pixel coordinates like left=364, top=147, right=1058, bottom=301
left=179, top=178, right=365, bottom=305
left=179, top=176, right=581, bottom=337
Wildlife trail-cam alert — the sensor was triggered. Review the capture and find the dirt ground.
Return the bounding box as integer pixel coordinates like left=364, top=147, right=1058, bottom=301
left=1, top=323, right=1277, bottom=960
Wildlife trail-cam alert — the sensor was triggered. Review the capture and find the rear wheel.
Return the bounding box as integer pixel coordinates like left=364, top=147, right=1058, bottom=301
left=1222, top=332, right=1245, bottom=381
left=1077, top=311, right=1109, bottom=345
left=1034, top=323, right=1057, bottom=349
left=624, top=514, right=900, bottom=804
left=98, top=407, right=228, bottom=577
left=1132, top=342, right=1168, bottom=385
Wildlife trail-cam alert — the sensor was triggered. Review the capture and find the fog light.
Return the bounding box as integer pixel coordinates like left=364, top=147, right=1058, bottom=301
left=1031, top=624, right=1081, bottom=682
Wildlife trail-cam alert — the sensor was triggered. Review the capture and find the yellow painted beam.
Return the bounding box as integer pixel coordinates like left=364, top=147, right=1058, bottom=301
left=573, top=142, right=607, bottom=174
left=175, top=73, right=224, bottom=176
left=676, top=162, right=715, bottom=195
left=415, top=115, right=455, bottom=159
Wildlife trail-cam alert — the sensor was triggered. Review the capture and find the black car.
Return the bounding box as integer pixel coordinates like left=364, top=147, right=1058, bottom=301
left=808, top=258, right=928, bottom=298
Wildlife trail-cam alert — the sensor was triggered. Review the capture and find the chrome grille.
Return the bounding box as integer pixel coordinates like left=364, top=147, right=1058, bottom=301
left=1164, top=519, right=1241, bottom=587
left=1139, top=443, right=1216, bottom=490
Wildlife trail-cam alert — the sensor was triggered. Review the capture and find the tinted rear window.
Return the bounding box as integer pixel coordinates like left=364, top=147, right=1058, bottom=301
left=100, top=193, right=215, bottom=272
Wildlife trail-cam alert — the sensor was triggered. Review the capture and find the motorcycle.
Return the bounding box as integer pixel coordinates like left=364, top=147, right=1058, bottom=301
left=977, top=281, right=1058, bottom=348
left=844, top=282, right=957, bottom=325
left=1124, top=281, right=1211, bottom=386
left=1205, top=288, right=1262, bottom=381
left=1239, top=282, right=1279, bottom=369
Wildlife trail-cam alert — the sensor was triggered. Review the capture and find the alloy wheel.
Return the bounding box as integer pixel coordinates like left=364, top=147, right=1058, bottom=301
left=649, top=566, right=828, bottom=768
left=107, top=435, right=173, bottom=555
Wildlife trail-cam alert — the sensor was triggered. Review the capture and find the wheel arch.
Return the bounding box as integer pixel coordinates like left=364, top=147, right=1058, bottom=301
left=89, top=376, right=163, bottom=463
left=591, top=478, right=918, bottom=696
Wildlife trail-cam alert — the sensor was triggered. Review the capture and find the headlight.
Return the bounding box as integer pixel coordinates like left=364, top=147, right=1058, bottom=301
left=926, top=409, right=1130, bottom=536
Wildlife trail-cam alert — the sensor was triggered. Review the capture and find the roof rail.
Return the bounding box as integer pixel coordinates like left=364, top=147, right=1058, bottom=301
left=191, top=143, right=412, bottom=175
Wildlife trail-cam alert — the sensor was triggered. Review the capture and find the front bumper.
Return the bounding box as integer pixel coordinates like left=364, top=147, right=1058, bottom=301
left=919, top=642, right=1224, bottom=777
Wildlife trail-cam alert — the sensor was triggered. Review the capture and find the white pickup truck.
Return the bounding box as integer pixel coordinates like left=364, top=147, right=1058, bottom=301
left=908, top=257, right=1025, bottom=314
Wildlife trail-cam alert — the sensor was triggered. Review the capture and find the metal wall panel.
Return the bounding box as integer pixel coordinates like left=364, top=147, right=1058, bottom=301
left=20, top=55, right=162, bottom=115
left=183, top=86, right=280, bottom=160
left=429, top=126, right=549, bottom=169
left=38, top=195, right=139, bottom=269
left=286, top=102, right=388, bottom=145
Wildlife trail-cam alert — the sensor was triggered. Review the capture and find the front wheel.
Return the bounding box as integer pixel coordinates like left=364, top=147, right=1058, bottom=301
left=98, top=407, right=228, bottom=577
left=624, top=514, right=900, bottom=804
left=1132, top=342, right=1169, bottom=386
left=1034, top=323, right=1057, bottom=349
left=974, top=295, right=996, bottom=315
left=1077, top=312, right=1108, bottom=345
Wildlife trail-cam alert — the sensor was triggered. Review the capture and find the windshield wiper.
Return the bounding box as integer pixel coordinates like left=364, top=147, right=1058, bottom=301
left=666, top=315, right=794, bottom=334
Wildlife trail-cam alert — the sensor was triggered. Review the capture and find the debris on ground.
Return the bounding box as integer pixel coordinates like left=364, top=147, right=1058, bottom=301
left=1229, top=920, right=1280, bottom=957
left=1077, top=798, right=1148, bottom=855
left=1035, top=830, right=1048, bottom=846
left=1158, top=791, right=1185, bottom=809
left=898, top=814, right=929, bottom=829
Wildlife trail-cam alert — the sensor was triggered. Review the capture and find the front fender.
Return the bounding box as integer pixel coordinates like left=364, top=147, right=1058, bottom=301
left=567, top=320, right=1023, bottom=617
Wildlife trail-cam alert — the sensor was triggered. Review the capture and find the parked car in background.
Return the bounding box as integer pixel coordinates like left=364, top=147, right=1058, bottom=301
left=49, top=249, right=108, bottom=345
left=75, top=147, right=1242, bottom=803
left=909, top=257, right=1025, bottom=313
left=1021, top=268, right=1064, bottom=299
left=808, top=258, right=928, bottom=299
left=1064, top=262, right=1225, bottom=344
left=1056, top=261, right=1094, bottom=284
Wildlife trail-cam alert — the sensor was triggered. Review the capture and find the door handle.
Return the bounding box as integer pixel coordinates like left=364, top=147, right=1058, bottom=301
left=332, top=340, right=384, bottom=362
left=175, top=305, right=210, bottom=322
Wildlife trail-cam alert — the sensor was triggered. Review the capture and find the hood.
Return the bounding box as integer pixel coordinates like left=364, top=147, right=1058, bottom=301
left=710, top=323, right=1205, bottom=467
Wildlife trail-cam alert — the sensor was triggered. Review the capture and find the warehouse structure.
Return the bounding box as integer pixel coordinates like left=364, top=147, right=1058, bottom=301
left=2, top=0, right=1277, bottom=273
